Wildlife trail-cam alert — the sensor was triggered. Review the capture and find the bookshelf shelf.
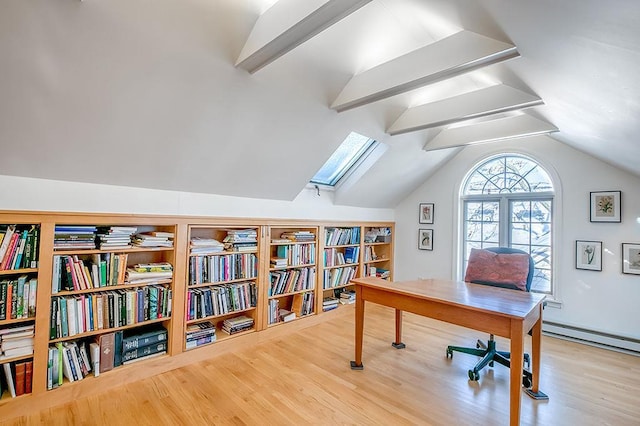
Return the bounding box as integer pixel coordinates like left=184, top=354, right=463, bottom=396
left=53, top=247, right=174, bottom=255
left=268, top=288, right=314, bottom=299
left=268, top=263, right=315, bottom=271
left=52, top=279, right=173, bottom=296
left=0, top=353, right=34, bottom=364
left=48, top=317, right=170, bottom=344
left=187, top=277, right=257, bottom=289
left=0, top=317, right=35, bottom=327
left=0, top=268, right=38, bottom=276
left=185, top=306, right=256, bottom=325
left=324, top=262, right=359, bottom=270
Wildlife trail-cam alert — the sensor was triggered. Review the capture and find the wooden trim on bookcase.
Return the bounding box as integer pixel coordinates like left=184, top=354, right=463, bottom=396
left=170, top=223, right=188, bottom=356
left=32, top=221, right=54, bottom=395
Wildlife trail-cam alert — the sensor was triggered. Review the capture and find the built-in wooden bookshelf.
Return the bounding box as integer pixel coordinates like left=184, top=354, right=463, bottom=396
left=185, top=225, right=261, bottom=350
left=0, top=211, right=393, bottom=418
left=319, top=225, right=361, bottom=313
left=266, top=225, right=318, bottom=326
left=45, top=223, right=177, bottom=391
left=0, top=223, right=40, bottom=401
left=362, top=226, right=394, bottom=281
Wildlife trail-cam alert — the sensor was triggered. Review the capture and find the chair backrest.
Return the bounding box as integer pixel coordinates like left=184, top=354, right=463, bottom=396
left=466, top=247, right=534, bottom=292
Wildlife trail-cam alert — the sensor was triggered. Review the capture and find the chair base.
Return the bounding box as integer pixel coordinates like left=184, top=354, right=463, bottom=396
left=446, top=335, right=531, bottom=384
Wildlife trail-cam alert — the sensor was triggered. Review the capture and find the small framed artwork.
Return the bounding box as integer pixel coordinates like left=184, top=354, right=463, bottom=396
left=621, top=243, right=640, bottom=275
left=575, top=240, right=602, bottom=271
left=419, top=203, right=434, bottom=224
left=418, top=229, right=433, bottom=251
left=590, top=191, right=621, bottom=222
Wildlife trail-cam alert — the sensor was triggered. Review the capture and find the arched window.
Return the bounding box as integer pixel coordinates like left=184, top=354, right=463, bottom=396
left=461, top=154, right=554, bottom=294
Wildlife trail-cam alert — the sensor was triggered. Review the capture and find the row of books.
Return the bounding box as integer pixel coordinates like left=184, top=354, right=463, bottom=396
left=188, top=253, right=258, bottom=286
left=186, top=282, right=257, bottom=321
left=125, top=262, right=174, bottom=284
left=0, top=225, right=39, bottom=271
left=221, top=315, right=254, bottom=335
left=364, top=227, right=392, bottom=243
left=324, top=227, right=360, bottom=246
left=47, top=327, right=168, bottom=389
left=364, top=245, right=381, bottom=261
left=269, top=267, right=316, bottom=296
left=54, top=225, right=174, bottom=250
left=1, top=360, right=33, bottom=398
left=185, top=321, right=216, bottom=350
left=0, top=277, right=37, bottom=321
left=322, top=266, right=358, bottom=289
left=267, top=292, right=314, bottom=325
left=0, top=324, right=34, bottom=360
left=323, top=246, right=359, bottom=267
left=275, top=243, right=316, bottom=266
left=49, top=286, right=172, bottom=339
left=52, top=253, right=129, bottom=293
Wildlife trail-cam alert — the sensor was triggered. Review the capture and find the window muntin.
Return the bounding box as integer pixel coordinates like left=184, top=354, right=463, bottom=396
left=310, top=132, right=376, bottom=187
left=462, top=154, right=554, bottom=294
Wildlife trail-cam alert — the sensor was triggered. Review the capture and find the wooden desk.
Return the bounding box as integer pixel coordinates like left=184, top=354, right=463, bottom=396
left=350, top=277, right=546, bottom=426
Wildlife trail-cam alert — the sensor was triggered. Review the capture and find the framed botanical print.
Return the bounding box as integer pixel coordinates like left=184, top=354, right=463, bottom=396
left=622, top=243, right=640, bottom=275
left=418, top=229, right=433, bottom=250
left=419, top=203, right=434, bottom=224
left=590, top=191, right=621, bottom=222
left=575, top=240, right=602, bottom=271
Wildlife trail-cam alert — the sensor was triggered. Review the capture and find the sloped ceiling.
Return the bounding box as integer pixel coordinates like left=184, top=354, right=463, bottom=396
left=0, top=0, right=638, bottom=208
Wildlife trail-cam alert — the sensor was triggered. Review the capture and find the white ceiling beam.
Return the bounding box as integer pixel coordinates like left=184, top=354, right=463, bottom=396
left=331, top=30, right=520, bottom=112
left=236, top=0, right=373, bottom=74
left=387, top=84, right=543, bottom=136
left=423, top=113, right=558, bottom=152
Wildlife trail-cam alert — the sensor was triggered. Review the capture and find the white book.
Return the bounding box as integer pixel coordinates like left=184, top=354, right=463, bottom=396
left=89, top=342, right=100, bottom=377
left=0, top=225, right=16, bottom=266
left=2, top=363, right=16, bottom=397
left=66, top=297, right=78, bottom=336
left=52, top=255, right=61, bottom=294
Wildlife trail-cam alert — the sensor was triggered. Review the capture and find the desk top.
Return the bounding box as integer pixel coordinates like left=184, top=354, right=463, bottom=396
left=351, top=277, right=546, bottom=320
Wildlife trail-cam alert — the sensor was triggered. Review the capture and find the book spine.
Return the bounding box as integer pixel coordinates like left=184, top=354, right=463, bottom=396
left=121, top=341, right=167, bottom=363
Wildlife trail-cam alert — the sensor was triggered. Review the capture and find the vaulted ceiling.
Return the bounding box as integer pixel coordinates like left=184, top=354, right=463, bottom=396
left=1, top=0, right=638, bottom=208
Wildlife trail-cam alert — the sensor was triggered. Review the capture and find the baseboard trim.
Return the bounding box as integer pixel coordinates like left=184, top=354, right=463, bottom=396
left=543, top=321, right=640, bottom=356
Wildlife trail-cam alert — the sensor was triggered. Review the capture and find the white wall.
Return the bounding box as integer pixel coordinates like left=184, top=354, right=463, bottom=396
left=394, top=135, right=640, bottom=340
left=0, top=175, right=393, bottom=222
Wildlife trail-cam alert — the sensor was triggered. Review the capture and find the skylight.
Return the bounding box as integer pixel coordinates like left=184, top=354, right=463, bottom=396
left=310, top=132, right=377, bottom=187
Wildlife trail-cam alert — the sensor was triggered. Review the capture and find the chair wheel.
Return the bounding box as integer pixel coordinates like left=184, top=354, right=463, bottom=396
left=446, top=348, right=453, bottom=358
left=468, top=370, right=479, bottom=381
left=522, top=375, right=532, bottom=388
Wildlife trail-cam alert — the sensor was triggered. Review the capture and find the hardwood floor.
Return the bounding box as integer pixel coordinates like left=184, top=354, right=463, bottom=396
left=3, top=304, right=639, bottom=426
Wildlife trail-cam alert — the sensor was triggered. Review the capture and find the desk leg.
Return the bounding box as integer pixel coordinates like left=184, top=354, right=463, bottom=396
left=510, top=320, right=524, bottom=426
left=391, top=309, right=406, bottom=349
left=524, top=307, right=548, bottom=400
left=350, top=285, right=364, bottom=370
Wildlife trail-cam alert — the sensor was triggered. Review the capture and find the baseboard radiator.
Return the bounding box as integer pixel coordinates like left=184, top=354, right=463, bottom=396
left=543, top=321, right=640, bottom=356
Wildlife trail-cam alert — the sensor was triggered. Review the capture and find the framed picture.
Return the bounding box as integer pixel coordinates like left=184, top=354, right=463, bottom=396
left=419, top=203, right=434, bottom=224
left=575, top=240, right=602, bottom=271
left=621, top=243, right=640, bottom=275
left=418, top=229, right=433, bottom=250
left=590, top=191, right=621, bottom=222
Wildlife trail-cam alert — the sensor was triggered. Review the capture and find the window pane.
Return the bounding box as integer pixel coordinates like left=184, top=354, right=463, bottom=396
left=531, top=223, right=551, bottom=246
left=512, top=201, right=532, bottom=223
left=310, top=132, right=375, bottom=186
left=511, top=226, right=531, bottom=245
left=531, top=200, right=551, bottom=222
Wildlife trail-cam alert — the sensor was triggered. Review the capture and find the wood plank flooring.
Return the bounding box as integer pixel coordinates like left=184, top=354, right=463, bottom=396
left=3, top=304, right=639, bottom=425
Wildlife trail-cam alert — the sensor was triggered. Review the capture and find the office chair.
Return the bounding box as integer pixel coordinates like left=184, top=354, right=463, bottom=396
left=446, top=247, right=535, bottom=387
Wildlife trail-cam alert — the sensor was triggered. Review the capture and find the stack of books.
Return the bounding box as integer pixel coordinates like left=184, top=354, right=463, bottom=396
left=280, top=231, right=315, bottom=242
left=278, top=308, right=296, bottom=322
left=339, top=289, right=356, bottom=304
left=223, top=229, right=257, bottom=252
left=270, top=257, right=287, bottom=268
left=125, top=262, right=173, bottom=284
left=53, top=226, right=97, bottom=250
left=121, top=327, right=168, bottom=365
left=185, top=321, right=216, bottom=350
left=221, top=315, right=254, bottom=335
left=131, top=232, right=174, bottom=248
left=0, top=324, right=35, bottom=360
left=190, top=237, right=225, bottom=255
left=95, top=226, right=137, bottom=250
left=322, top=296, right=340, bottom=312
